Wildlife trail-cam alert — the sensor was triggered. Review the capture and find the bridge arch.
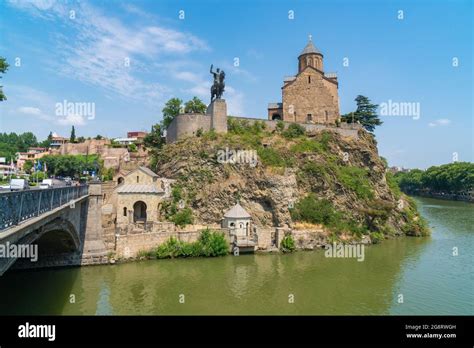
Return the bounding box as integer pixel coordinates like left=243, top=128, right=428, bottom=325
left=33, top=217, right=81, bottom=255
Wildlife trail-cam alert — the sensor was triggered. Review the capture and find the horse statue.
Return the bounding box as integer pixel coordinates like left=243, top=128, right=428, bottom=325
left=210, top=64, right=225, bottom=102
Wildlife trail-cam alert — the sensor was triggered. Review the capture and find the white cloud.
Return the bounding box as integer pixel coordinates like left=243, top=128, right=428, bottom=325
left=429, top=118, right=451, bottom=127
left=18, top=106, right=42, bottom=115
left=57, top=114, right=86, bottom=126
left=8, top=0, right=209, bottom=105
left=225, top=86, right=245, bottom=116
left=17, top=106, right=52, bottom=121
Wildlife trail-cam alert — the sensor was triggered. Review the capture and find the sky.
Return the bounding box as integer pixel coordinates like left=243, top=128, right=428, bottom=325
left=0, top=0, right=472, bottom=169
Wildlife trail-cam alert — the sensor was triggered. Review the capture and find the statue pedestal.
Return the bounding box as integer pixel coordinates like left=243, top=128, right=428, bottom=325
left=207, top=99, right=228, bottom=134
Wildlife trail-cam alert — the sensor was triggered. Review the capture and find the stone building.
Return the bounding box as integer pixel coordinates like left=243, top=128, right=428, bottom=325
left=114, top=166, right=172, bottom=227
left=268, top=36, right=340, bottom=124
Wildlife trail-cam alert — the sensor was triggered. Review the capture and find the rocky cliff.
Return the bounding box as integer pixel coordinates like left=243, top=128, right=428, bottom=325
left=151, top=123, right=428, bottom=243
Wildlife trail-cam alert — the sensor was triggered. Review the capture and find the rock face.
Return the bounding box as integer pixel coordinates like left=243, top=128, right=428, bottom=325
left=152, top=127, right=427, bottom=239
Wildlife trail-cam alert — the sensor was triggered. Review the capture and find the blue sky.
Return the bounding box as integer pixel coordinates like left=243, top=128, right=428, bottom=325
left=0, top=0, right=472, bottom=169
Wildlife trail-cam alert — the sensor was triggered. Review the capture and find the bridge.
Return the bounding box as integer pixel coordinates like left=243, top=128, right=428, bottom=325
left=0, top=183, right=107, bottom=275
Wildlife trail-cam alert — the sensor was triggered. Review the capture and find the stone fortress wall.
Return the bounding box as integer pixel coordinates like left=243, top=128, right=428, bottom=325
left=166, top=111, right=362, bottom=143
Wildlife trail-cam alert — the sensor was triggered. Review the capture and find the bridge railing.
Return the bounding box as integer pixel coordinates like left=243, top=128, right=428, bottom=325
left=0, top=185, right=88, bottom=232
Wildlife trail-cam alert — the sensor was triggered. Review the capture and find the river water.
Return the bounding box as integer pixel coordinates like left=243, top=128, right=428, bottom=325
left=0, top=197, right=472, bottom=315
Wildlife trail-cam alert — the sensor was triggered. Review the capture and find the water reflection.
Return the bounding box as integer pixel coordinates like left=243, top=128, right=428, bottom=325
left=0, top=197, right=471, bottom=315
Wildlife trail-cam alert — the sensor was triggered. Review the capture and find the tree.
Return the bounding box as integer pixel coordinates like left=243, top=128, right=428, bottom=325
left=94, top=135, right=103, bottom=140
left=39, top=132, right=53, bottom=148
left=23, top=160, right=33, bottom=174
left=143, top=123, right=165, bottom=149
left=184, top=96, right=207, bottom=114
left=76, top=136, right=86, bottom=143
left=162, top=98, right=183, bottom=129
left=0, top=57, right=9, bottom=101
left=70, top=126, right=76, bottom=143
left=341, top=95, right=382, bottom=133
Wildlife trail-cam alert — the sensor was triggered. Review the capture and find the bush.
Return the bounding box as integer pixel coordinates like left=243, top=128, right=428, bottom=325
left=154, top=229, right=228, bottom=259
left=337, top=166, right=373, bottom=199
left=290, top=194, right=342, bottom=226
left=276, top=120, right=285, bottom=133
left=171, top=208, right=193, bottom=227
left=280, top=234, right=296, bottom=252
left=197, top=229, right=229, bottom=257
left=386, top=172, right=402, bottom=199
left=283, top=123, right=305, bottom=138
left=257, top=147, right=286, bottom=167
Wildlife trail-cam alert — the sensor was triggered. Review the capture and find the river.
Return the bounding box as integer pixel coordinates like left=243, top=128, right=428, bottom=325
left=0, top=197, right=472, bottom=315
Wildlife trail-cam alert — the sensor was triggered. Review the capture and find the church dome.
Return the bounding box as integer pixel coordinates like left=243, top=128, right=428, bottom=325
left=299, top=37, right=322, bottom=56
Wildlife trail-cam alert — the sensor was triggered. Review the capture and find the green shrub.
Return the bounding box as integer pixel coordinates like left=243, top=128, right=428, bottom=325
left=280, top=234, right=296, bottom=252
left=154, top=229, right=228, bottom=259
left=402, top=216, right=430, bottom=236
left=171, top=208, right=193, bottom=227
left=290, top=194, right=342, bottom=226
left=337, top=166, right=373, bottom=199
left=198, top=229, right=229, bottom=256
left=276, top=120, right=285, bottom=133
left=257, top=147, right=286, bottom=167
left=386, top=172, right=402, bottom=199
left=283, top=123, right=305, bottom=138
left=171, top=185, right=183, bottom=202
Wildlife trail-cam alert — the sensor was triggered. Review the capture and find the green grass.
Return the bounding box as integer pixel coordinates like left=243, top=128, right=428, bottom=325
left=337, top=166, right=374, bottom=199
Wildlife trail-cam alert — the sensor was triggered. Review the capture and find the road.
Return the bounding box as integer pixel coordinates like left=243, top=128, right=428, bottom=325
left=0, top=179, right=68, bottom=193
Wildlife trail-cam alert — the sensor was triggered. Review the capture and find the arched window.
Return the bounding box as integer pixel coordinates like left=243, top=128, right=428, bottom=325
left=308, top=75, right=311, bottom=84
left=133, top=201, right=147, bottom=222
left=230, top=222, right=235, bottom=228
left=123, top=207, right=127, bottom=216
left=118, top=177, right=124, bottom=185
left=271, top=113, right=282, bottom=121
left=136, top=176, right=139, bottom=183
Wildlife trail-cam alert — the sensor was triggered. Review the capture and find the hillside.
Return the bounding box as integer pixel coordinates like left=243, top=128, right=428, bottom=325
left=151, top=121, right=428, bottom=243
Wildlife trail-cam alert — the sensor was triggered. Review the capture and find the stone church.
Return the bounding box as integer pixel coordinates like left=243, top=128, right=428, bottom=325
left=166, top=36, right=351, bottom=144
left=267, top=36, right=340, bottom=124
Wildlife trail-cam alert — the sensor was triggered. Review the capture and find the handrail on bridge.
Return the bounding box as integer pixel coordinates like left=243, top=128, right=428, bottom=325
left=0, top=185, right=89, bottom=232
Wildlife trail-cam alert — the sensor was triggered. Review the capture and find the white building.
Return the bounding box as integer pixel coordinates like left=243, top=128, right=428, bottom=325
left=222, top=203, right=252, bottom=238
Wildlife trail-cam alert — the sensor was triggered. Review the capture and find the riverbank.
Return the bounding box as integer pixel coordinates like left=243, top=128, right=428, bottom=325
left=403, top=190, right=473, bottom=203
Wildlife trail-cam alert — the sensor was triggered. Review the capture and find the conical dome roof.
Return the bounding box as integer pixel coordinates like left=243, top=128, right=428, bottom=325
left=299, top=37, right=321, bottom=56
left=224, top=203, right=251, bottom=218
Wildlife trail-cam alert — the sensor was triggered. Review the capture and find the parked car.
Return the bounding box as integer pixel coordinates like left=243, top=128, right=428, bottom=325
left=39, top=183, right=50, bottom=189
left=10, top=178, right=30, bottom=191
left=41, top=179, right=54, bottom=188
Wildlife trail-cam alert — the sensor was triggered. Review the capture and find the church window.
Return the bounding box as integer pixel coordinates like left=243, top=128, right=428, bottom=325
left=308, top=75, right=311, bottom=84
left=123, top=207, right=127, bottom=216
left=307, top=114, right=313, bottom=122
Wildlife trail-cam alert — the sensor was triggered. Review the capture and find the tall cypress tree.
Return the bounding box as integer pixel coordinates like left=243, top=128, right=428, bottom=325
left=342, top=95, right=382, bottom=133
left=70, top=126, right=76, bottom=143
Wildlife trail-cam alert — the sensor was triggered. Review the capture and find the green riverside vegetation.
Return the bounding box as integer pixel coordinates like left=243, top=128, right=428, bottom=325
left=138, top=229, right=229, bottom=259
left=394, top=162, right=474, bottom=194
